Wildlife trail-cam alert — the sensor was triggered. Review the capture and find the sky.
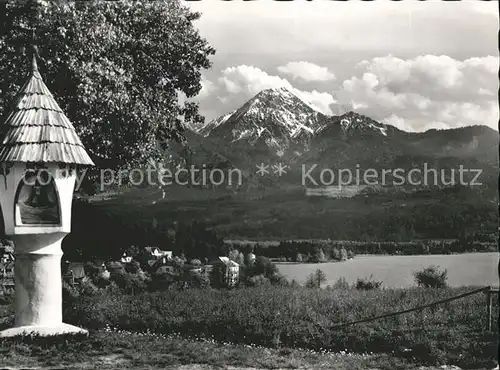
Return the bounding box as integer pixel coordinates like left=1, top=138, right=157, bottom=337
left=186, top=1, right=499, bottom=132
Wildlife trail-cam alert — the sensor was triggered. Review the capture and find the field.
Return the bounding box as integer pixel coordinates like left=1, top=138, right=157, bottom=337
left=0, top=330, right=449, bottom=369
left=1, top=276, right=499, bottom=368
left=2, top=285, right=496, bottom=368
left=277, top=252, right=499, bottom=288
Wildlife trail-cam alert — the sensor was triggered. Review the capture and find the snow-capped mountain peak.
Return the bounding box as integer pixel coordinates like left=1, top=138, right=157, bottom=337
left=338, top=111, right=388, bottom=136
left=196, top=87, right=328, bottom=154
left=192, top=88, right=392, bottom=157
left=196, top=111, right=234, bottom=137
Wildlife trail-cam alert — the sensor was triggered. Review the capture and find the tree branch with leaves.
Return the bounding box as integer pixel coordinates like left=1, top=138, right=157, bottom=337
left=0, top=0, right=215, bottom=175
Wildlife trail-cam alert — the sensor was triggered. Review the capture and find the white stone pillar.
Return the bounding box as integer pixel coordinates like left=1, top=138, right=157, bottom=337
left=0, top=233, right=88, bottom=337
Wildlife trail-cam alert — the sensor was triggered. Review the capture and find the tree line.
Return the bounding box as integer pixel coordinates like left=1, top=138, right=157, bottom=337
left=224, top=236, right=497, bottom=261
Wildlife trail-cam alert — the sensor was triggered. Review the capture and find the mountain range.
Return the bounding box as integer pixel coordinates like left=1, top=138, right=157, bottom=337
left=181, top=87, right=498, bottom=190
left=88, top=87, right=498, bottom=241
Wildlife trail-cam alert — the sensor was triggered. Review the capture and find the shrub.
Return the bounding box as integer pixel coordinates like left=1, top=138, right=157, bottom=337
left=0, top=294, right=14, bottom=307
left=103, top=282, right=121, bottom=295
left=289, top=279, right=300, bottom=288
left=80, top=278, right=100, bottom=296
left=125, top=260, right=142, bottom=274
left=414, top=265, right=448, bottom=288
left=247, top=274, right=271, bottom=287
left=305, top=269, right=327, bottom=288
left=339, top=247, right=348, bottom=261
left=269, top=273, right=288, bottom=286
left=148, top=273, right=175, bottom=291
left=248, top=257, right=278, bottom=278
left=172, top=256, right=185, bottom=267
left=355, top=275, right=383, bottom=290
left=186, top=271, right=211, bottom=289
left=332, top=277, right=350, bottom=290
left=295, top=253, right=303, bottom=262
left=111, top=271, right=148, bottom=294
left=209, top=264, right=225, bottom=288
left=83, top=261, right=103, bottom=279
left=331, top=247, right=341, bottom=260
left=62, top=281, right=80, bottom=303
left=107, top=261, right=125, bottom=273
left=311, top=248, right=326, bottom=263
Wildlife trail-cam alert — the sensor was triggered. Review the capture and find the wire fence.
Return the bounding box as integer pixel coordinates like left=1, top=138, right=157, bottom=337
left=330, top=286, right=499, bottom=331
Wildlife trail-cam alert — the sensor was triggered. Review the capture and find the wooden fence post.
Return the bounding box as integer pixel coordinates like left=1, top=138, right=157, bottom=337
left=486, top=287, right=492, bottom=332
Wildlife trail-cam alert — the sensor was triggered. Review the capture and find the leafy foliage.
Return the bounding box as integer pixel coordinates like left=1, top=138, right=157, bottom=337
left=355, top=275, right=383, bottom=290
left=331, top=277, right=350, bottom=290
left=225, top=235, right=496, bottom=261
left=233, top=256, right=286, bottom=288
left=247, top=256, right=278, bottom=278
left=0, top=0, right=215, bottom=169
left=246, top=274, right=272, bottom=287
left=173, top=221, right=227, bottom=262
left=305, top=269, right=327, bottom=288
left=414, top=265, right=448, bottom=288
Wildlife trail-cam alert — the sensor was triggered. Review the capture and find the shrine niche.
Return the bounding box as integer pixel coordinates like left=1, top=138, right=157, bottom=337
left=0, top=39, right=93, bottom=337
left=14, top=170, right=60, bottom=226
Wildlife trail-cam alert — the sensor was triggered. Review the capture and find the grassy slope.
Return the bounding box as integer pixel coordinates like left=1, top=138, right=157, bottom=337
left=50, top=286, right=499, bottom=368
left=1, top=285, right=498, bottom=369
left=0, top=330, right=418, bottom=369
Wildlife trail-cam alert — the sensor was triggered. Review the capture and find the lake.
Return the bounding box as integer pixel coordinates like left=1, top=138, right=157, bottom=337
left=276, top=252, right=499, bottom=288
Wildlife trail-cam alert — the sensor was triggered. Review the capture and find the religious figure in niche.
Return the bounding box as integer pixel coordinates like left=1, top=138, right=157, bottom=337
left=15, top=171, right=60, bottom=225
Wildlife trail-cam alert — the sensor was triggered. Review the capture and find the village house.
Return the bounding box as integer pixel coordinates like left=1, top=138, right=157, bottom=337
left=148, top=253, right=177, bottom=274
left=144, top=246, right=162, bottom=258
left=139, top=248, right=173, bottom=273
left=143, top=247, right=172, bottom=259
left=158, top=254, right=173, bottom=264
left=120, top=252, right=133, bottom=264
left=210, top=257, right=240, bottom=287
left=155, top=264, right=175, bottom=275
left=135, top=247, right=173, bottom=269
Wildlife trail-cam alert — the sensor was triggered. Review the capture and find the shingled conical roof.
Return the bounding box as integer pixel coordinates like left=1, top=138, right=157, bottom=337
left=0, top=54, right=94, bottom=165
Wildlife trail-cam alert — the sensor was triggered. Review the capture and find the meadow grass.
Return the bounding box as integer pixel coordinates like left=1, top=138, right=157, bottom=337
left=0, top=329, right=425, bottom=369
left=54, top=286, right=499, bottom=368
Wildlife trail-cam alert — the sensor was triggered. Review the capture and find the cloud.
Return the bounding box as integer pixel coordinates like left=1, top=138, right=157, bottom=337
left=195, top=55, right=498, bottom=132
left=336, top=55, right=499, bottom=131
left=277, top=61, right=335, bottom=82
left=217, top=65, right=336, bottom=115
left=219, top=65, right=293, bottom=95
left=197, top=77, right=217, bottom=99
left=295, top=90, right=336, bottom=115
